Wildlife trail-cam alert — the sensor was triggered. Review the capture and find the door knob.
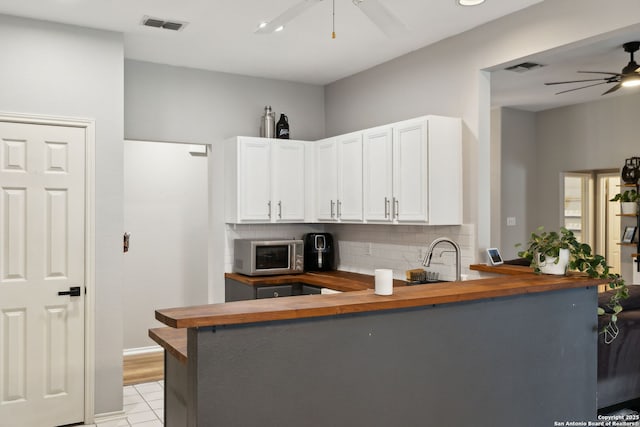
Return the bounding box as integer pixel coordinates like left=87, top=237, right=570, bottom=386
left=58, top=286, right=81, bottom=297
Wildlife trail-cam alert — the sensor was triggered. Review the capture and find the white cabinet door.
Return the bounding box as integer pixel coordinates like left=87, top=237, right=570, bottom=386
left=363, top=126, right=393, bottom=222
left=272, top=141, right=305, bottom=222
left=337, top=132, right=363, bottom=221
left=238, top=138, right=271, bottom=222
left=393, top=118, right=429, bottom=223
left=316, top=138, right=338, bottom=221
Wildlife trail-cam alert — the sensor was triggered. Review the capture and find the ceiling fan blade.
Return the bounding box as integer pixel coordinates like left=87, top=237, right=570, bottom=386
left=602, top=83, right=622, bottom=95
left=577, top=71, right=621, bottom=76
left=545, top=78, right=611, bottom=86
left=554, top=81, right=609, bottom=95
left=352, top=0, right=409, bottom=38
left=255, top=0, right=323, bottom=34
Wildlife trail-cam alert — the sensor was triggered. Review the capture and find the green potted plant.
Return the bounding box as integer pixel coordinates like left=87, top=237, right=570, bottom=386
left=517, top=226, right=629, bottom=343
left=610, top=189, right=639, bottom=215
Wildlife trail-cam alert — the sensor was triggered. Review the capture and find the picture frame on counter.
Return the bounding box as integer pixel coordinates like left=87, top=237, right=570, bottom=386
left=622, top=226, right=637, bottom=243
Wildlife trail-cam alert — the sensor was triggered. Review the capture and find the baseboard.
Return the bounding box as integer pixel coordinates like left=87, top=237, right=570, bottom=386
left=93, top=410, right=127, bottom=424
left=123, top=345, right=162, bottom=357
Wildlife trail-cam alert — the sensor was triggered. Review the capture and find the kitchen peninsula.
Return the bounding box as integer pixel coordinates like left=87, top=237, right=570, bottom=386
left=151, top=271, right=603, bottom=427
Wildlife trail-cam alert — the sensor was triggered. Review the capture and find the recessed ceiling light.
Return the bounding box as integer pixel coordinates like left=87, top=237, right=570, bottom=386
left=258, top=22, right=268, bottom=29
left=274, top=25, right=285, bottom=32
left=458, top=0, right=486, bottom=6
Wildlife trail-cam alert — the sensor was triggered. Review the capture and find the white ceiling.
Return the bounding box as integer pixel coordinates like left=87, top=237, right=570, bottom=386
left=491, top=28, right=640, bottom=112
left=3, top=0, right=639, bottom=111
left=0, top=0, right=542, bottom=85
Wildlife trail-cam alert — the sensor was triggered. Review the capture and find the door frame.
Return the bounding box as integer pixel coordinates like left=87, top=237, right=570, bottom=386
left=0, top=112, right=96, bottom=423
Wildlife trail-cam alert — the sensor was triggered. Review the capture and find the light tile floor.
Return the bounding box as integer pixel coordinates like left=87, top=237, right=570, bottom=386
left=84, top=381, right=164, bottom=427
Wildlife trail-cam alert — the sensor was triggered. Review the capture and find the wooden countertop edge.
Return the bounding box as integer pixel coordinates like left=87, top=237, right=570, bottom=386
left=148, top=327, right=187, bottom=364
left=156, top=275, right=603, bottom=329
left=224, top=271, right=405, bottom=292
left=469, top=263, right=534, bottom=275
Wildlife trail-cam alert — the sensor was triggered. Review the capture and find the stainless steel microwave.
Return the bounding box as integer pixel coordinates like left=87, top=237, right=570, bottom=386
left=233, top=239, right=304, bottom=276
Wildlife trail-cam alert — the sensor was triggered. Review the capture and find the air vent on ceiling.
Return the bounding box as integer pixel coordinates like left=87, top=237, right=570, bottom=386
left=142, top=16, right=187, bottom=31
left=504, top=62, right=545, bottom=73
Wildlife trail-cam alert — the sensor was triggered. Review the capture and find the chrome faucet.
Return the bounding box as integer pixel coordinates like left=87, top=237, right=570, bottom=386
left=421, top=237, right=462, bottom=282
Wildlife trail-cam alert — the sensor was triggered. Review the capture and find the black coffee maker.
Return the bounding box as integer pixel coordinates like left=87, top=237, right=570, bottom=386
left=303, top=233, right=334, bottom=271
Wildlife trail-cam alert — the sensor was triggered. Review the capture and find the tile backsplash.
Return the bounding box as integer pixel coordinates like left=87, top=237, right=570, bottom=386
left=324, top=223, right=477, bottom=281
left=224, top=222, right=478, bottom=281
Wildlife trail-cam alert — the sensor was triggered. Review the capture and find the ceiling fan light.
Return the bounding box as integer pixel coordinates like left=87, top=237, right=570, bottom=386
left=622, top=75, right=640, bottom=87
left=457, top=0, right=486, bottom=6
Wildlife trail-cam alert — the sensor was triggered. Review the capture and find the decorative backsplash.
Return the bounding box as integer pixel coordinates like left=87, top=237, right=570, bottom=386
left=224, top=223, right=477, bottom=281
left=324, top=223, right=477, bottom=281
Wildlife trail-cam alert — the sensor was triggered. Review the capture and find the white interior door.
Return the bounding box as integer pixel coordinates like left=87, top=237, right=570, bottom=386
left=0, top=121, right=86, bottom=426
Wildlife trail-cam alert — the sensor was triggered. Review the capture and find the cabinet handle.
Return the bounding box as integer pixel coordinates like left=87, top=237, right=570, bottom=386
left=268, top=201, right=272, bottom=219
left=394, top=198, right=399, bottom=219
left=337, top=200, right=342, bottom=218
left=273, top=291, right=279, bottom=298
left=384, top=197, right=389, bottom=218
left=278, top=200, right=282, bottom=219
left=330, top=200, right=335, bottom=218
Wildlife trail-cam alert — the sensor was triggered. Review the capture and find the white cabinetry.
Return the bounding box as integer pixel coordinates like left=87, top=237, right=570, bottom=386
left=225, top=137, right=305, bottom=223
left=272, top=142, right=306, bottom=221
left=315, top=132, right=363, bottom=222
left=363, top=116, right=462, bottom=225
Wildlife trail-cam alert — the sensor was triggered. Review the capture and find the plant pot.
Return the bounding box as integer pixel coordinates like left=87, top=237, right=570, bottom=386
left=538, top=248, right=570, bottom=275
left=621, top=202, right=638, bottom=215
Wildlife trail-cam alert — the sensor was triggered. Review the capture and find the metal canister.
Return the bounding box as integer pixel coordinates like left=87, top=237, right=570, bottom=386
left=260, top=105, right=275, bottom=138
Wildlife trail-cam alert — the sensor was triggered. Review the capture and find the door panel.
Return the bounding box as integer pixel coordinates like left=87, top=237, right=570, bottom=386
left=316, top=139, right=338, bottom=221
left=239, top=139, right=271, bottom=221
left=272, top=142, right=305, bottom=221
left=0, top=122, right=85, bottom=426
left=363, top=127, right=393, bottom=222
left=337, top=133, right=363, bottom=221
left=393, top=120, right=428, bottom=222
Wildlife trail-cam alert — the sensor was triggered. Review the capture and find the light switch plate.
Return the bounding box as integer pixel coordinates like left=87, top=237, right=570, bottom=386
left=507, top=217, right=516, bottom=226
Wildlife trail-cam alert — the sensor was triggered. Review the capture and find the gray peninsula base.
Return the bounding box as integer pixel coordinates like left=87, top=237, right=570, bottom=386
left=166, top=287, right=597, bottom=427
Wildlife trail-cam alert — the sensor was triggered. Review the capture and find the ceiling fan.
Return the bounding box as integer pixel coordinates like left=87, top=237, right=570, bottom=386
left=254, top=0, right=408, bottom=38
left=545, top=41, right=640, bottom=95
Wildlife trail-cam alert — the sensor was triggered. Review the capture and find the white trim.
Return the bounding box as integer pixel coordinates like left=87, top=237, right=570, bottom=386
left=0, top=112, right=97, bottom=425
left=123, top=345, right=163, bottom=357
left=93, top=410, right=127, bottom=424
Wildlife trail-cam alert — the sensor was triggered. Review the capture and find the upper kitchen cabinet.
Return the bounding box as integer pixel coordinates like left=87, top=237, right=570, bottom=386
left=363, top=116, right=462, bottom=225
left=315, top=132, right=363, bottom=222
left=225, top=137, right=306, bottom=223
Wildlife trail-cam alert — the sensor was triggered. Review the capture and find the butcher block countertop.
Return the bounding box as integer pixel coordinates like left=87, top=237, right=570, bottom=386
left=225, top=270, right=406, bottom=292
left=156, top=272, right=602, bottom=329
left=149, top=327, right=187, bottom=364
left=469, top=263, right=534, bottom=275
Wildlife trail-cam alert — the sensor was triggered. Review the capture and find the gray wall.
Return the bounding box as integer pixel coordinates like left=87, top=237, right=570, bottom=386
left=0, top=15, right=125, bottom=414
left=499, top=108, right=538, bottom=259
left=124, top=60, right=326, bottom=305
left=124, top=60, right=326, bottom=143
left=533, top=92, right=640, bottom=281
left=323, top=0, right=640, bottom=254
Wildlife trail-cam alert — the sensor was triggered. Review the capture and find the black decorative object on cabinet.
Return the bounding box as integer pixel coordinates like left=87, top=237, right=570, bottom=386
left=276, top=113, right=289, bottom=139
